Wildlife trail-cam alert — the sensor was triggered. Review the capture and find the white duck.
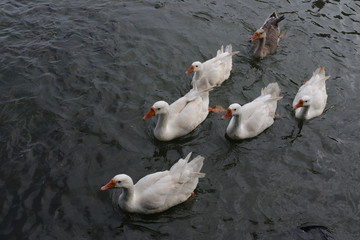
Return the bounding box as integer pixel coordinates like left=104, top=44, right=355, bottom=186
left=185, top=44, right=239, bottom=91
left=100, top=152, right=205, bottom=214
left=143, top=88, right=220, bottom=141
left=293, top=66, right=330, bottom=120
left=222, top=82, right=282, bottom=140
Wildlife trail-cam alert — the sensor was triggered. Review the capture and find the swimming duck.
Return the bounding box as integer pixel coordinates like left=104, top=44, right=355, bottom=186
left=250, top=12, right=285, bottom=58
left=143, top=88, right=219, bottom=141
left=185, top=44, right=239, bottom=91
left=222, top=82, right=282, bottom=140
left=293, top=66, right=330, bottom=120
left=101, top=152, right=205, bottom=214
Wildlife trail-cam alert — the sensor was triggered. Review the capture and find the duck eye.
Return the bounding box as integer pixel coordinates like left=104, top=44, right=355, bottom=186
left=117, top=180, right=121, bottom=184
left=157, top=108, right=161, bottom=111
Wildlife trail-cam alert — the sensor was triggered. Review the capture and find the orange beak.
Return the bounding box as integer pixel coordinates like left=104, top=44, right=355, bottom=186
left=101, top=178, right=115, bottom=191
left=251, top=32, right=259, bottom=41
left=143, top=107, right=156, bottom=120
left=185, top=65, right=194, bottom=74
left=294, top=99, right=304, bottom=110
left=221, top=108, right=232, bottom=119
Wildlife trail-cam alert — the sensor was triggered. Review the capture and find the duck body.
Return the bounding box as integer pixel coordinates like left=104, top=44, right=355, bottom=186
left=222, top=82, right=282, bottom=140
left=101, top=153, right=205, bottom=214
left=251, top=12, right=285, bottom=58
left=293, top=67, right=330, bottom=120
left=143, top=88, right=210, bottom=141
left=185, top=44, right=239, bottom=91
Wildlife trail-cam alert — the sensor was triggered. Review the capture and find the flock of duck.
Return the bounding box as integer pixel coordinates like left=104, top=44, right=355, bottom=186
left=101, top=12, right=330, bottom=214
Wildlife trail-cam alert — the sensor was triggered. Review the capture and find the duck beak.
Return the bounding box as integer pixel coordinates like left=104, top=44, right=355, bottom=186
left=293, top=100, right=304, bottom=110
left=221, top=108, right=232, bottom=119
left=251, top=32, right=259, bottom=41
left=143, top=107, right=156, bottom=120
left=101, top=179, right=115, bottom=191
left=185, top=65, right=194, bottom=74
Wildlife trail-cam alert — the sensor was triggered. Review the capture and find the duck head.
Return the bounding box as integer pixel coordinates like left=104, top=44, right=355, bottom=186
left=185, top=61, right=202, bottom=74
left=100, top=174, right=134, bottom=190
left=251, top=29, right=266, bottom=41
left=221, top=103, right=242, bottom=119
left=294, top=95, right=311, bottom=110
left=143, top=101, right=170, bottom=119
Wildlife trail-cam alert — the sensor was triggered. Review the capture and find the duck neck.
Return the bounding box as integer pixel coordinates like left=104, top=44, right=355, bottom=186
left=119, top=185, right=135, bottom=210
left=230, top=114, right=242, bottom=132
left=192, top=72, right=201, bottom=86
left=195, top=70, right=203, bottom=77
left=154, top=113, right=169, bottom=136
left=121, top=186, right=134, bottom=201
left=254, top=37, right=266, bottom=57
left=299, top=105, right=310, bottom=119
left=193, top=74, right=211, bottom=91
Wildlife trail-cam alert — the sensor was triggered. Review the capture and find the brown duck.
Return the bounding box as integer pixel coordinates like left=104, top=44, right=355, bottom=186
left=250, top=12, right=285, bottom=59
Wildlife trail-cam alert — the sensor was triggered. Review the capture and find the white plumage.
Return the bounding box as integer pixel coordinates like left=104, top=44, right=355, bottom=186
left=100, top=153, right=205, bottom=214
left=222, top=82, right=282, bottom=140
left=143, top=87, right=212, bottom=141
left=293, top=67, right=330, bottom=120
left=185, top=44, right=239, bottom=91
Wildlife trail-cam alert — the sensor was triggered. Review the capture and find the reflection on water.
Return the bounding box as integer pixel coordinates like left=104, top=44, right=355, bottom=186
left=1, top=0, right=360, bottom=239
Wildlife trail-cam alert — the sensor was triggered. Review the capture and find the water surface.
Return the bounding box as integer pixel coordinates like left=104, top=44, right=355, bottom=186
left=1, top=0, right=360, bottom=239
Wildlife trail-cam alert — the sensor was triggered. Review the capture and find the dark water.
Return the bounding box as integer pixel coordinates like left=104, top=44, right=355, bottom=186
left=1, top=0, right=359, bottom=239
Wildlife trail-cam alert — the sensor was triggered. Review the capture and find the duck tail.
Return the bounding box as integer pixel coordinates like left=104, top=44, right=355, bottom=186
left=225, top=44, right=232, bottom=53
left=190, top=172, right=206, bottom=178
left=266, top=96, right=283, bottom=102
left=169, top=152, right=192, bottom=178
left=313, top=66, right=331, bottom=82
left=261, top=82, right=281, bottom=98
left=224, top=44, right=240, bottom=56
left=183, top=152, right=192, bottom=163
left=216, top=45, right=224, bottom=56
left=269, top=12, right=278, bottom=18
left=188, top=155, right=205, bottom=173
left=274, top=15, right=285, bottom=25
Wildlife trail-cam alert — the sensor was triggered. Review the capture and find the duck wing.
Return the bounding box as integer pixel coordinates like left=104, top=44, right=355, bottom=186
left=262, top=12, right=285, bottom=50
left=261, top=12, right=284, bottom=29
left=293, top=67, right=330, bottom=107
left=176, top=94, right=209, bottom=132
left=241, top=97, right=280, bottom=135
left=135, top=153, right=205, bottom=212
